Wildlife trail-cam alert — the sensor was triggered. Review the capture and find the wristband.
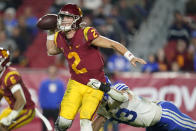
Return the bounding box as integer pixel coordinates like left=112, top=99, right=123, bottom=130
left=124, top=51, right=135, bottom=61
left=47, top=34, right=55, bottom=40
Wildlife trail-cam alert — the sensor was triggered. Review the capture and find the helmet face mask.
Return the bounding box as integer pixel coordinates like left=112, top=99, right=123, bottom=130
left=57, top=4, right=83, bottom=32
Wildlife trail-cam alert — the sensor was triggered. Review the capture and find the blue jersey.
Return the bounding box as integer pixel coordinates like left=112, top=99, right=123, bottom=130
left=147, top=101, right=196, bottom=131
left=39, top=79, right=65, bottom=109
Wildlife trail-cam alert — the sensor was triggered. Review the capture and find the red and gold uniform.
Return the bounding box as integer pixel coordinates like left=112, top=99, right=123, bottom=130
left=54, top=27, right=105, bottom=120
left=0, top=67, right=35, bottom=130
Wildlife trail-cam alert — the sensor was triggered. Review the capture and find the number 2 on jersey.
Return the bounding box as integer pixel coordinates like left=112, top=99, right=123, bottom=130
left=91, top=29, right=98, bottom=38
left=68, top=52, right=87, bottom=74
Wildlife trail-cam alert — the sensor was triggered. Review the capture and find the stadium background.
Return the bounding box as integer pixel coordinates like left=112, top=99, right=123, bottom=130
left=0, top=0, right=196, bottom=131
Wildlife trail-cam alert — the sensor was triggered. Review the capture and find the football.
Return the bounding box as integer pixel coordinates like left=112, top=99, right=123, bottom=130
left=36, top=14, right=57, bottom=30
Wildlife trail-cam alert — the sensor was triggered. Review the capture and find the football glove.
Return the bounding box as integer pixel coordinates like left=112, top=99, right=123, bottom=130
left=87, top=79, right=111, bottom=93
left=0, top=110, right=19, bottom=126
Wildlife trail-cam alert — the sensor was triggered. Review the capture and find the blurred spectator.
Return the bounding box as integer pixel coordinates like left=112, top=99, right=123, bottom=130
left=0, top=30, right=17, bottom=52
left=142, top=54, right=159, bottom=73
left=144, top=0, right=155, bottom=13
left=107, top=52, right=131, bottom=73
left=168, top=11, right=192, bottom=44
left=171, top=61, right=180, bottom=72
left=11, top=26, right=26, bottom=53
left=186, top=0, right=196, bottom=15
left=39, top=65, right=65, bottom=131
left=124, top=19, right=137, bottom=45
left=11, top=49, right=29, bottom=67
left=105, top=16, right=126, bottom=43
left=17, top=16, right=32, bottom=47
left=50, top=0, right=65, bottom=14
left=118, top=0, right=142, bottom=28
left=0, top=0, right=22, bottom=12
left=96, top=15, right=127, bottom=59
left=190, top=36, right=196, bottom=71
left=23, top=7, right=38, bottom=36
left=164, top=40, right=180, bottom=67
left=173, top=39, right=193, bottom=71
left=3, top=7, right=18, bottom=36
left=0, top=17, right=5, bottom=31
left=83, top=0, right=102, bottom=10
left=102, top=0, right=112, bottom=17
left=156, top=48, right=168, bottom=71
left=125, top=19, right=137, bottom=36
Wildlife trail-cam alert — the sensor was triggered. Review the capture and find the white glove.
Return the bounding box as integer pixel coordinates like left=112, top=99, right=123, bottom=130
left=87, top=79, right=101, bottom=89
left=0, top=117, right=12, bottom=126
left=0, top=110, right=19, bottom=126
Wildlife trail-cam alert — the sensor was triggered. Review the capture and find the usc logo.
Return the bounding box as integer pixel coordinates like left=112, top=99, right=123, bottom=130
left=1, top=50, right=8, bottom=58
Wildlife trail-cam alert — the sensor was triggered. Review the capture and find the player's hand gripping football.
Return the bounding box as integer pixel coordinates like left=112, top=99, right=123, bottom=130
left=130, top=57, right=146, bottom=67
left=87, top=79, right=101, bottom=89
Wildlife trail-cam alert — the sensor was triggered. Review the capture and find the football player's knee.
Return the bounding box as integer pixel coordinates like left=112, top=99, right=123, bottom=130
left=55, top=116, right=72, bottom=130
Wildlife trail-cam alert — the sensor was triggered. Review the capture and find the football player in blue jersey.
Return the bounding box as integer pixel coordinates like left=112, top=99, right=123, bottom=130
left=87, top=79, right=196, bottom=131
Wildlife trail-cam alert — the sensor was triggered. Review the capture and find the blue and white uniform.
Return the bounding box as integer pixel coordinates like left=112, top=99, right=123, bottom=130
left=147, top=101, right=196, bottom=131
left=97, top=83, right=196, bottom=131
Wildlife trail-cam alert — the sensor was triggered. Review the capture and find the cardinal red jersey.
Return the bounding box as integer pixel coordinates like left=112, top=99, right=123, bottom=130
left=54, top=27, right=106, bottom=84
left=0, top=67, right=35, bottom=109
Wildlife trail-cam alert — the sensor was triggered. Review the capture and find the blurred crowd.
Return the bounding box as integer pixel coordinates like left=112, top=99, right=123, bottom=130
left=1, top=0, right=196, bottom=74
left=0, top=0, right=38, bottom=66
left=142, top=1, right=196, bottom=73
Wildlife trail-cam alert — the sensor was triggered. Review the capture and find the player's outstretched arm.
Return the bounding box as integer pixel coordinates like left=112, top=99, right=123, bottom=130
left=46, top=30, right=62, bottom=56
left=87, top=79, right=129, bottom=102
left=92, top=115, right=107, bottom=131
left=92, top=36, right=146, bottom=67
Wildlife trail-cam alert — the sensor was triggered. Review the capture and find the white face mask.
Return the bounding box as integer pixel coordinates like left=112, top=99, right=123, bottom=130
left=57, top=14, right=80, bottom=32
left=59, top=24, right=72, bottom=32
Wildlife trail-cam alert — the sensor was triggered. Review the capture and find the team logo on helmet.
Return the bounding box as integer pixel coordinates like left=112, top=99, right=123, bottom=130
left=0, top=48, right=11, bottom=68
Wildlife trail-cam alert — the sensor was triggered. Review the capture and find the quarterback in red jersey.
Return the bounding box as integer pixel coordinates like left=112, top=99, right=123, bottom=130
left=46, top=4, right=146, bottom=131
left=0, top=48, right=35, bottom=131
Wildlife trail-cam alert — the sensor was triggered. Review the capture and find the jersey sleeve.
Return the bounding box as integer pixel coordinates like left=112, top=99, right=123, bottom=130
left=4, top=71, right=21, bottom=87
left=83, top=27, right=100, bottom=45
